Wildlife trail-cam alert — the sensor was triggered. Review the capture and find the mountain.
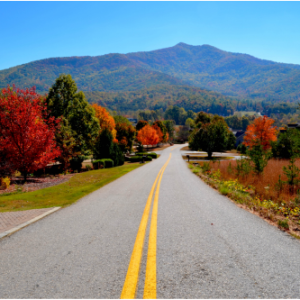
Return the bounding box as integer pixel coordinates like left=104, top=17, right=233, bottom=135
left=1, top=43, right=300, bottom=101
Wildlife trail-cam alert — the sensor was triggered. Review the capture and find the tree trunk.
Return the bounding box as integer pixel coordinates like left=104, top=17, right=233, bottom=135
left=23, top=172, right=27, bottom=183
left=207, top=151, right=213, bottom=160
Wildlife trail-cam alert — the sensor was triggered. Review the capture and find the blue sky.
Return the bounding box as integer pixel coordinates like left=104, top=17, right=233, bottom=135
left=1, top=1, right=300, bottom=70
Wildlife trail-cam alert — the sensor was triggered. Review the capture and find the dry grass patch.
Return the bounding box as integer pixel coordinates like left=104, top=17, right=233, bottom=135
left=188, top=159, right=300, bottom=238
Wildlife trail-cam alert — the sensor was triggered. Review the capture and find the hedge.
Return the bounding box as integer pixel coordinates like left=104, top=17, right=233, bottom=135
left=128, top=156, right=152, bottom=162
left=92, top=159, right=114, bottom=169
left=135, top=152, right=158, bottom=159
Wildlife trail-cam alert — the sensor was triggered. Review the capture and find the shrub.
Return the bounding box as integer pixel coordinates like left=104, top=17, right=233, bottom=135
left=247, top=144, right=272, bottom=175
left=70, top=155, right=86, bottom=172
left=136, top=152, right=158, bottom=159
left=92, top=159, right=115, bottom=169
left=236, top=158, right=252, bottom=178
left=0, top=177, right=10, bottom=190
left=111, top=143, right=125, bottom=166
left=92, top=159, right=105, bottom=169
left=85, top=165, right=92, bottom=171
left=278, top=219, right=289, bottom=229
left=237, top=143, right=247, bottom=154
left=128, top=156, right=152, bottom=162
left=201, top=162, right=211, bottom=173
left=103, top=159, right=114, bottom=168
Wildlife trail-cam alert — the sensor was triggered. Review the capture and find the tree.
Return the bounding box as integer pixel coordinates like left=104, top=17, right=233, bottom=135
left=185, top=118, right=195, bottom=130
left=54, top=118, right=79, bottom=173
left=92, top=104, right=116, bottom=139
left=46, top=74, right=100, bottom=158
left=272, top=129, right=300, bottom=159
left=94, top=128, right=114, bottom=160
left=152, top=124, right=164, bottom=143
left=243, top=116, right=277, bottom=150
left=137, top=125, right=159, bottom=148
left=0, top=86, right=61, bottom=181
left=0, top=149, right=13, bottom=178
left=163, top=120, right=175, bottom=142
left=195, top=111, right=211, bottom=126
left=136, top=120, right=148, bottom=131
left=93, top=128, right=124, bottom=166
left=164, top=106, right=188, bottom=125
left=189, top=113, right=234, bottom=159
left=247, top=143, right=272, bottom=175
left=114, top=116, right=136, bottom=152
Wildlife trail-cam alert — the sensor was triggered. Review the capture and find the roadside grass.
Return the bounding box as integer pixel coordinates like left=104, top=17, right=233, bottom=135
left=188, top=160, right=300, bottom=238
left=0, top=163, right=142, bottom=212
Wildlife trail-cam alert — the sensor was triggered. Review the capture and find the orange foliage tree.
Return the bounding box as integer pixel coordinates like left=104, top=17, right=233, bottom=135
left=152, top=124, right=164, bottom=143
left=137, top=125, right=159, bottom=148
left=243, top=116, right=277, bottom=150
left=91, top=104, right=117, bottom=140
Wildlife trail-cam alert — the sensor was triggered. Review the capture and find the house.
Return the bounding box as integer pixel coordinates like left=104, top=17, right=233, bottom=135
left=229, top=128, right=245, bottom=147
left=127, top=118, right=138, bottom=127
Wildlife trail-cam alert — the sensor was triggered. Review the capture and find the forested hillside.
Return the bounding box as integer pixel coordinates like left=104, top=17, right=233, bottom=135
left=85, top=85, right=236, bottom=114
left=1, top=43, right=300, bottom=101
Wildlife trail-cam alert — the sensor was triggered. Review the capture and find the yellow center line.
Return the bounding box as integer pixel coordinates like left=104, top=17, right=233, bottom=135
left=143, top=154, right=171, bottom=299
left=170, top=145, right=181, bottom=151
left=121, top=155, right=172, bottom=299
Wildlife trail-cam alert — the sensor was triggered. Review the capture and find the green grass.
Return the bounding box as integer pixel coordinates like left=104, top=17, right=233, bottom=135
left=0, top=163, right=142, bottom=212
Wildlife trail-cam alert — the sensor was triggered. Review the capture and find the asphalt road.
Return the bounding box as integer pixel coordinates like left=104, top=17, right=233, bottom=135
left=1, top=144, right=300, bottom=298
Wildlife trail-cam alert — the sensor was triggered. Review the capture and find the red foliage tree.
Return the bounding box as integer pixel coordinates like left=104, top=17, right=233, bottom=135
left=243, top=115, right=277, bottom=150
left=136, top=125, right=159, bottom=148
left=0, top=86, right=61, bottom=181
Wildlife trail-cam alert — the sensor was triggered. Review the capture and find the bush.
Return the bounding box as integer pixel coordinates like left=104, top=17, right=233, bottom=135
left=0, top=177, right=10, bottom=190
left=128, top=156, right=152, bottom=162
left=135, top=152, right=158, bottom=159
left=104, top=159, right=114, bottom=168
left=92, top=159, right=105, bottom=169
left=111, top=143, right=125, bottom=166
left=85, top=165, right=92, bottom=171
left=92, top=159, right=114, bottom=169
left=94, top=129, right=124, bottom=166
left=70, top=155, right=86, bottom=172
left=237, top=143, right=247, bottom=154
left=278, top=219, right=289, bottom=229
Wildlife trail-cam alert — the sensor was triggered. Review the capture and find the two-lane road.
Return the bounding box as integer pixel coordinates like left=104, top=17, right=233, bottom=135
left=1, top=144, right=300, bottom=298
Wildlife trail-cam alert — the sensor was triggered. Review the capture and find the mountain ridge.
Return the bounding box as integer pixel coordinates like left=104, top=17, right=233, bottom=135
left=1, top=43, right=300, bottom=101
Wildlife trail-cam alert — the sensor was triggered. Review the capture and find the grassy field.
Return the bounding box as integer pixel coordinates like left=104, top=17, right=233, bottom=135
left=0, top=163, right=142, bottom=212
left=188, top=159, right=300, bottom=237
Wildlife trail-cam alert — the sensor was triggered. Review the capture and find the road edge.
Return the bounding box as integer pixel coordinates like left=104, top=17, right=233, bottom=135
left=0, top=207, right=61, bottom=240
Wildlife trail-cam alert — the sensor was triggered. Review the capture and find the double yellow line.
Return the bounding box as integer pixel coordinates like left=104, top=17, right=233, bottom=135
left=121, top=154, right=172, bottom=299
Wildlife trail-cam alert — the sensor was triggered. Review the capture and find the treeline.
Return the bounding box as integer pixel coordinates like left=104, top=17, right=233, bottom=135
left=85, top=85, right=300, bottom=120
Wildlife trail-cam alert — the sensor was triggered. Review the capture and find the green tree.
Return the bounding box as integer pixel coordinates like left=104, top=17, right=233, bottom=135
left=94, top=128, right=114, bottom=159
left=247, top=143, right=272, bottom=175
left=272, top=129, right=300, bottom=159
left=54, top=118, right=79, bottom=173
left=194, top=111, right=212, bottom=126
left=163, top=120, right=175, bottom=141
left=185, top=118, right=195, bottom=130
left=164, top=106, right=188, bottom=125
left=46, top=74, right=100, bottom=159
left=189, top=113, right=234, bottom=159
left=283, top=156, right=300, bottom=193
left=136, top=120, right=148, bottom=131
left=93, top=128, right=124, bottom=166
